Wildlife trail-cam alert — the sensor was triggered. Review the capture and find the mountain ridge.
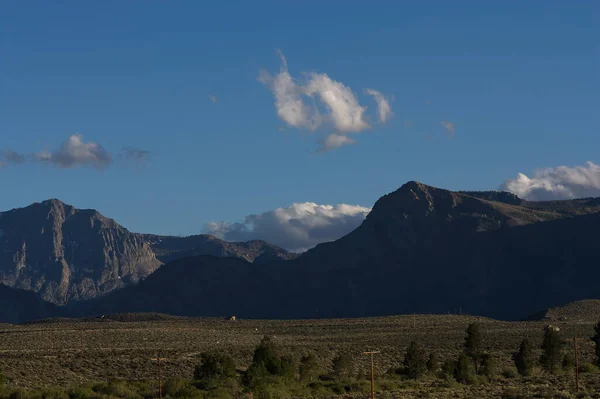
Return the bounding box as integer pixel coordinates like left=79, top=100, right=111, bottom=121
left=0, top=199, right=296, bottom=305
left=71, top=181, right=600, bottom=321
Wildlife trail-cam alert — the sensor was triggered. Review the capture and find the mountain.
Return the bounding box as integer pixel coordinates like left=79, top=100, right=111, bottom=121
left=0, top=284, right=59, bottom=324
left=75, top=181, right=600, bottom=320
left=142, top=234, right=297, bottom=264
left=529, top=300, right=600, bottom=323
left=0, top=199, right=296, bottom=305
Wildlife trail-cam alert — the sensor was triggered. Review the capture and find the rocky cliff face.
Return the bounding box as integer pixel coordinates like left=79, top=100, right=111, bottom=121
left=0, top=199, right=161, bottom=304
left=0, top=200, right=296, bottom=305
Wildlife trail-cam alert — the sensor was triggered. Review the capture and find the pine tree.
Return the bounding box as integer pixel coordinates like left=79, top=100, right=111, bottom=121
left=479, top=353, right=495, bottom=378
left=426, top=352, right=439, bottom=373
left=592, top=321, right=600, bottom=366
left=513, top=339, right=535, bottom=377
left=454, top=353, right=474, bottom=385
left=464, top=323, right=483, bottom=371
left=403, top=342, right=427, bottom=379
left=540, top=326, right=563, bottom=374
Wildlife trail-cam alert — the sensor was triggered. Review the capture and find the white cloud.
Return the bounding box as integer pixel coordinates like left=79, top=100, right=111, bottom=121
left=258, top=51, right=321, bottom=131
left=260, top=50, right=391, bottom=151
left=365, top=88, right=392, bottom=123
left=205, top=202, right=372, bottom=252
left=501, top=161, right=600, bottom=200
left=305, top=73, right=369, bottom=132
left=319, top=133, right=356, bottom=151
left=440, top=120, right=456, bottom=137
left=34, top=134, right=111, bottom=169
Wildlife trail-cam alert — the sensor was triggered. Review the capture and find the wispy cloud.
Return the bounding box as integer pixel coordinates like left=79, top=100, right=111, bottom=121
left=205, top=202, right=371, bottom=252
left=365, top=88, right=392, bottom=123
left=501, top=161, right=600, bottom=200
left=121, top=146, right=150, bottom=163
left=0, top=150, right=26, bottom=167
left=319, top=134, right=356, bottom=152
left=209, top=95, right=217, bottom=103
left=34, top=134, right=111, bottom=169
left=440, top=120, right=456, bottom=137
left=259, top=50, right=391, bottom=151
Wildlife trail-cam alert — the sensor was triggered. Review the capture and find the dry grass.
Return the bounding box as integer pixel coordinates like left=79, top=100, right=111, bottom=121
left=0, top=314, right=598, bottom=397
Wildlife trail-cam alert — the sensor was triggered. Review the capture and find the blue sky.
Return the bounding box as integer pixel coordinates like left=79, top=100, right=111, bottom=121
left=0, top=1, right=598, bottom=249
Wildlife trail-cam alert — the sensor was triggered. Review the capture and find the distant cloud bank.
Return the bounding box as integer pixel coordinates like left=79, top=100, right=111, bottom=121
left=205, top=202, right=371, bottom=252
left=502, top=161, right=600, bottom=200
left=259, top=50, right=392, bottom=151
left=0, top=134, right=149, bottom=170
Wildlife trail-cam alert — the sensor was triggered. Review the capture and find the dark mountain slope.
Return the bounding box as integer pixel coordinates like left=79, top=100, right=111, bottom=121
left=77, top=181, right=600, bottom=320
left=144, top=234, right=297, bottom=264
left=0, top=284, right=59, bottom=324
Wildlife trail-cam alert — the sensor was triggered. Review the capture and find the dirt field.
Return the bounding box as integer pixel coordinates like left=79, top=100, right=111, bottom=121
left=0, top=314, right=598, bottom=397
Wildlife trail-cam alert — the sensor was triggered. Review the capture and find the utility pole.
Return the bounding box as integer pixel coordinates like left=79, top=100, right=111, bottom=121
left=364, top=351, right=379, bottom=399
left=151, top=353, right=167, bottom=399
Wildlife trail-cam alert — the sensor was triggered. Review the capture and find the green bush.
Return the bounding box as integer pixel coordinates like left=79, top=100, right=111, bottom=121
left=330, top=353, right=353, bottom=380
left=562, top=353, right=575, bottom=371
left=578, top=362, right=599, bottom=373
left=500, top=368, right=517, bottom=379
left=298, top=353, right=318, bottom=382
left=194, top=352, right=237, bottom=389
left=254, top=385, right=291, bottom=399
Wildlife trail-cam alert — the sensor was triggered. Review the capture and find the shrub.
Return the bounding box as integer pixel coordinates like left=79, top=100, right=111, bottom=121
left=298, top=353, right=318, bottom=382
left=254, top=384, right=292, bottom=399
left=562, top=353, right=575, bottom=371
left=331, top=353, right=353, bottom=380
left=578, top=362, right=599, bottom=373
left=501, top=368, right=517, bottom=379
left=403, top=342, right=427, bottom=379
left=276, top=356, right=296, bottom=380
left=194, top=352, right=237, bottom=389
